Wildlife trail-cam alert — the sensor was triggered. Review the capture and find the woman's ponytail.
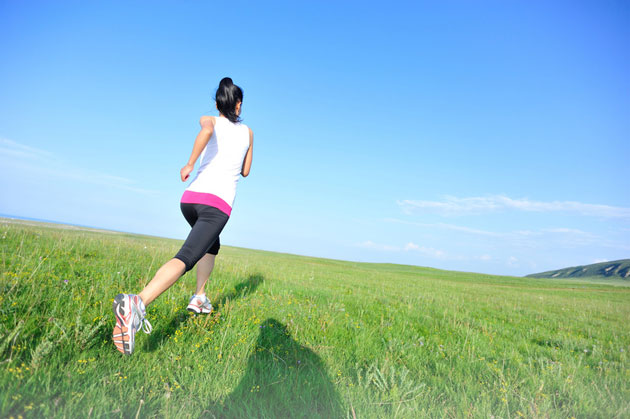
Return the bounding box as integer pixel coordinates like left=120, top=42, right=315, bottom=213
left=215, top=77, right=243, bottom=123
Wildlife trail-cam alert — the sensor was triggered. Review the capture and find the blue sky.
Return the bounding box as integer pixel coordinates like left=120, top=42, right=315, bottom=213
left=1, top=0, right=628, bottom=276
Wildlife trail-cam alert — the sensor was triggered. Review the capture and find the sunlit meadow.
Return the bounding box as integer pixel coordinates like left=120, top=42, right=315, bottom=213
left=1, top=218, right=629, bottom=418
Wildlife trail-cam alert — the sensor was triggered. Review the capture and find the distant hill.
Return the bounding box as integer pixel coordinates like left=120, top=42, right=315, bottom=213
left=527, top=259, right=630, bottom=280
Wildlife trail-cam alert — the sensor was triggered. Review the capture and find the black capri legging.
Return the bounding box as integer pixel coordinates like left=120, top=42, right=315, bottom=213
left=174, top=203, right=229, bottom=272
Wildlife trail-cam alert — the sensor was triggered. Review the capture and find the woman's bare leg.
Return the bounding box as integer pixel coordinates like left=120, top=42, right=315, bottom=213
left=138, top=258, right=186, bottom=306
left=195, top=254, right=216, bottom=295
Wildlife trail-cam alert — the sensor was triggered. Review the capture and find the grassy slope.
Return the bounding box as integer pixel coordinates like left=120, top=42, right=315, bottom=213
left=1, top=219, right=629, bottom=418
left=527, top=259, right=630, bottom=281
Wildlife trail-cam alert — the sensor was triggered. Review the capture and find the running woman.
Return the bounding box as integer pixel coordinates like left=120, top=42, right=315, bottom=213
left=112, top=77, right=254, bottom=355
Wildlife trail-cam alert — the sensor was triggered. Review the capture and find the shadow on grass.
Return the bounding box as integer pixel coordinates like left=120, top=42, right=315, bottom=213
left=206, top=318, right=343, bottom=418
left=212, top=273, right=264, bottom=312
left=532, top=338, right=565, bottom=349
left=143, top=274, right=264, bottom=352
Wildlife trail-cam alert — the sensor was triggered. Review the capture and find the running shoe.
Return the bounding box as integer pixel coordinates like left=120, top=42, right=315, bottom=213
left=112, top=293, right=152, bottom=355
left=187, top=294, right=213, bottom=314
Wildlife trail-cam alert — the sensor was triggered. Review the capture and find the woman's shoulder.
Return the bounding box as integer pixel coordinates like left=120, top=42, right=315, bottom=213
left=242, top=124, right=253, bottom=140
left=235, top=121, right=251, bottom=133
left=199, top=115, right=216, bottom=129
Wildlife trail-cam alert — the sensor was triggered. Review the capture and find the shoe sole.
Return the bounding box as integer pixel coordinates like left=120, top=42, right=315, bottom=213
left=112, top=294, right=134, bottom=355
left=186, top=304, right=212, bottom=314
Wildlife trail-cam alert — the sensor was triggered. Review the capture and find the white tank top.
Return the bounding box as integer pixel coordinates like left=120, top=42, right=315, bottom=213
left=184, top=117, right=250, bottom=213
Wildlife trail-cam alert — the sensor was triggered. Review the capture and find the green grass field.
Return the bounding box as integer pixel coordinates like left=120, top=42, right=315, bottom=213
left=1, top=218, right=629, bottom=418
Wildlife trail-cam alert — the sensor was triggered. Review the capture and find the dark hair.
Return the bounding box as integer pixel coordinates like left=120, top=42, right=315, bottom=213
left=215, top=77, right=243, bottom=123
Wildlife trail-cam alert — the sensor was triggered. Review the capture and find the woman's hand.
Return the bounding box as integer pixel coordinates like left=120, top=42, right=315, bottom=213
left=180, top=164, right=194, bottom=181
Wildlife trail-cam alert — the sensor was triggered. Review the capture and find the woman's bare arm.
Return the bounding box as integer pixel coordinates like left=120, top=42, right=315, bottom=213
left=181, top=116, right=215, bottom=181
left=241, top=127, right=254, bottom=177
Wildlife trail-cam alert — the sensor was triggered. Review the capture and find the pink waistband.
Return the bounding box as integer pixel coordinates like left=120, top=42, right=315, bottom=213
left=181, top=190, right=232, bottom=216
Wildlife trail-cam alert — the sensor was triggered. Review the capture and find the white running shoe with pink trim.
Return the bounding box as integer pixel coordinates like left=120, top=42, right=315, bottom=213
left=112, top=293, right=152, bottom=355
left=187, top=294, right=213, bottom=314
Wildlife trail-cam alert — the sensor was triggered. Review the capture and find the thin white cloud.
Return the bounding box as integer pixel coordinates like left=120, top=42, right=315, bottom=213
left=386, top=218, right=595, bottom=239
left=398, top=195, right=630, bottom=218
left=0, top=137, right=159, bottom=196
left=357, top=240, right=399, bottom=252
left=404, top=242, right=446, bottom=258
left=384, top=217, right=630, bottom=251
left=357, top=240, right=446, bottom=259
left=541, top=228, right=590, bottom=235
left=385, top=218, right=501, bottom=237
left=0, top=138, right=54, bottom=160
left=404, top=242, right=419, bottom=251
